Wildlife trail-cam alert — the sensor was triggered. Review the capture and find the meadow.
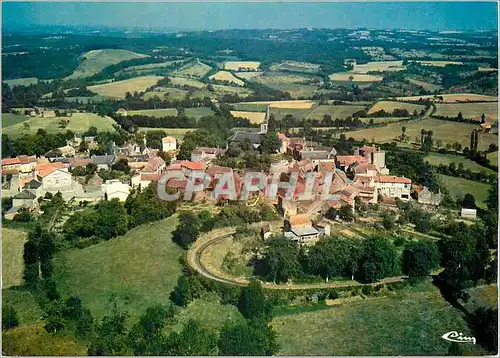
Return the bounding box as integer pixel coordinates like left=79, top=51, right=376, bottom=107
left=143, top=87, right=189, bottom=101
left=329, top=73, right=383, bottom=82
left=138, top=127, right=194, bottom=140
left=2, top=113, right=31, bottom=128
left=273, top=281, right=488, bottom=356
left=128, top=108, right=178, bottom=117
left=224, top=61, right=261, bottom=71
left=230, top=110, right=266, bottom=123
left=438, top=174, right=491, bottom=208
left=168, top=76, right=206, bottom=89
left=2, top=228, right=28, bottom=288
left=209, top=71, right=245, bottom=86
left=425, top=152, right=496, bottom=174
left=212, top=84, right=253, bottom=97
left=434, top=102, right=498, bottom=122
left=264, top=83, right=319, bottom=99
left=487, top=151, right=498, bottom=166
left=66, top=49, right=148, bottom=79
left=233, top=100, right=316, bottom=109
left=172, top=59, right=212, bottom=78
left=397, top=93, right=498, bottom=103
left=408, top=78, right=442, bottom=92
left=3, top=113, right=117, bottom=137
left=417, top=60, right=463, bottom=67
left=306, top=104, right=366, bottom=120
left=269, top=61, right=320, bottom=73
left=4, top=77, right=39, bottom=87
left=352, top=60, right=405, bottom=73
left=344, top=118, right=498, bottom=151
left=234, top=71, right=263, bottom=80
left=88, top=76, right=163, bottom=99
left=52, top=217, right=183, bottom=321
left=116, top=60, right=184, bottom=75
left=367, top=101, right=426, bottom=115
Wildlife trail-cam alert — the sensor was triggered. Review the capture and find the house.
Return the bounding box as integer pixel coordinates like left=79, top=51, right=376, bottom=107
left=141, top=156, right=166, bottom=174
left=191, top=147, right=226, bottom=163
left=116, top=108, right=128, bottom=116
left=38, top=168, right=73, bottom=192
left=299, top=146, right=337, bottom=167
left=461, top=208, right=477, bottom=220
left=227, top=131, right=262, bottom=149
left=101, top=179, right=131, bottom=202
left=162, top=136, right=177, bottom=152
left=2, top=158, right=22, bottom=172
left=12, top=190, right=38, bottom=211
left=277, top=133, right=290, bottom=154
left=336, top=155, right=368, bottom=171
left=480, top=122, right=492, bottom=132
left=91, top=155, right=116, bottom=171
left=58, top=145, right=76, bottom=157
left=284, top=214, right=320, bottom=243
left=355, top=145, right=389, bottom=174
left=69, top=157, right=92, bottom=169
left=375, top=175, right=412, bottom=201
left=418, top=186, right=442, bottom=206
left=41, top=109, right=56, bottom=118
left=18, top=155, right=37, bottom=174
left=131, top=173, right=161, bottom=190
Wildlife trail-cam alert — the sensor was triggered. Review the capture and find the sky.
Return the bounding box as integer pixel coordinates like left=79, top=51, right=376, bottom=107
left=3, top=2, right=498, bottom=32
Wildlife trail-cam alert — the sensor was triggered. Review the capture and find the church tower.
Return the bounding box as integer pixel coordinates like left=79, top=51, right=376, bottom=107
left=260, top=105, right=270, bottom=134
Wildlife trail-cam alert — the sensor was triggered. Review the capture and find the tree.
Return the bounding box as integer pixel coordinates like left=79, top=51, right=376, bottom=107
left=111, top=158, right=130, bottom=173
left=261, top=236, right=303, bottom=283
left=219, top=319, right=278, bottom=356
left=165, top=319, right=217, bottom=356
left=402, top=240, right=440, bottom=278
left=486, top=182, right=498, bottom=212
left=468, top=307, right=498, bottom=352
left=260, top=133, right=281, bottom=154
left=88, top=308, right=129, bottom=356
left=169, top=275, right=205, bottom=307
left=237, top=279, right=272, bottom=322
left=462, top=193, right=477, bottom=209
left=381, top=212, right=396, bottom=230
left=172, top=212, right=200, bottom=249
left=358, top=236, right=397, bottom=283
left=457, top=112, right=463, bottom=121
left=128, top=305, right=174, bottom=355
left=307, top=236, right=360, bottom=282
left=447, top=342, right=463, bottom=356
left=2, top=304, right=19, bottom=329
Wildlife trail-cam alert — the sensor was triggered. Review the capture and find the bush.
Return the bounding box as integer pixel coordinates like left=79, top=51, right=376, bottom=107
left=361, top=285, right=374, bottom=296
left=2, top=305, right=19, bottom=329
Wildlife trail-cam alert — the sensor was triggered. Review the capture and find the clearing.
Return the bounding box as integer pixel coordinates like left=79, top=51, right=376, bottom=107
left=352, top=60, right=405, bottom=73
left=273, top=281, right=488, bottom=356
left=425, top=152, right=496, bottom=174
left=224, top=61, right=260, bottom=71
left=306, top=105, right=366, bottom=120
left=4, top=77, right=38, bottom=87
left=269, top=61, right=320, bottom=73
left=397, top=93, right=498, bottom=103
left=66, top=49, right=148, bottom=79
left=254, top=73, right=318, bottom=85
left=117, top=60, right=184, bottom=75
left=416, top=60, right=464, bottom=67
left=344, top=118, right=498, bottom=151
left=88, top=76, right=163, bottom=99
left=434, top=102, right=498, bottom=122
left=233, top=100, right=316, bottom=109
left=408, top=78, right=442, bottom=92
left=265, top=83, right=319, bottom=99
left=209, top=71, right=245, bottom=86
left=211, top=84, right=253, bottom=97
left=143, top=87, right=189, bottom=101
left=230, top=111, right=266, bottom=124
left=3, top=113, right=117, bottom=137
left=234, top=71, right=263, bottom=80
left=2, top=113, right=31, bottom=128
left=438, top=174, right=491, bottom=208
left=2, top=229, right=28, bottom=288
left=168, top=76, right=206, bottom=89
left=52, top=216, right=184, bottom=321
left=128, top=108, right=178, bottom=117
left=368, top=101, right=426, bottom=115
left=329, top=73, right=383, bottom=82
left=184, top=107, right=215, bottom=119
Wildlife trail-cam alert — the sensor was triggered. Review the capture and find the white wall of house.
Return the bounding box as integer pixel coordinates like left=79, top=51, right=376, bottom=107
left=375, top=181, right=411, bottom=200
left=41, top=169, right=73, bottom=191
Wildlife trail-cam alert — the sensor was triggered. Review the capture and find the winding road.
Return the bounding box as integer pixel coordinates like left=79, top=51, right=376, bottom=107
left=187, top=229, right=407, bottom=290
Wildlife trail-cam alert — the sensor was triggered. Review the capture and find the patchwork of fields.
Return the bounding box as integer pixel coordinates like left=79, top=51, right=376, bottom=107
left=88, top=76, right=163, bottom=99
left=438, top=174, right=491, bottom=208
left=434, top=102, right=498, bottom=122
left=425, top=152, right=496, bottom=174
left=368, top=101, right=426, bottom=115
left=209, top=71, right=245, bottom=86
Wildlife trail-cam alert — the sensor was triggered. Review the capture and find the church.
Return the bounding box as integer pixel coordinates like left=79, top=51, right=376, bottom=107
left=227, top=106, right=270, bottom=149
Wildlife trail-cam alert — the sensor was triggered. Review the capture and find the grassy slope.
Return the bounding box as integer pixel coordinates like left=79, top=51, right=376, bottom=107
left=307, top=104, right=366, bottom=120
left=434, top=102, right=498, bottom=122
left=128, top=108, right=178, bottom=117
left=438, top=174, right=491, bottom=208
left=66, top=49, right=148, bottom=79
left=487, top=151, right=498, bottom=166
left=3, top=77, right=39, bottom=87
left=273, top=281, right=488, bottom=356
left=425, top=152, right=496, bottom=174
left=3, top=113, right=117, bottom=137
left=344, top=118, right=498, bottom=151
left=52, top=216, right=183, bottom=321
left=2, top=113, right=30, bottom=128
left=88, top=76, right=163, bottom=99
left=2, top=228, right=28, bottom=288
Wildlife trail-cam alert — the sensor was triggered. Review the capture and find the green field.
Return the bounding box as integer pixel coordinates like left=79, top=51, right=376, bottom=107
left=2, top=228, right=28, bottom=288
left=273, top=281, right=488, bottom=356
left=2, top=113, right=31, bottom=128
left=53, top=217, right=183, bottom=321
left=4, top=77, right=39, bottom=87
left=128, top=108, right=179, bottom=117
left=3, top=113, right=117, bottom=137
left=306, top=104, right=366, bottom=120
left=487, top=151, right=498, bottom=166
left=425, top=152, right=496, bottom=174
left=143, top=87, right=189, bottom=101
left=172, top=59, right=212, bottom=78
left=88, top=76, right=163, bottom=99
left=434, top=102, right=498, bottom=122
left=137, top=127, right=194, bottom=140
left=117, top=60, right=185, bottom=76
left=344, top=118, right=498, bottom=151
left=66, top=49, right=148, bottom=79
left=368, top=101, right=426, bottom=115
left=438, top=174, right=491, bottom=208
left=185, top=107, right=215, bottom=119
left=265, top=83, right=319, bottom=99
left=169, top=76, right=206, bottom=89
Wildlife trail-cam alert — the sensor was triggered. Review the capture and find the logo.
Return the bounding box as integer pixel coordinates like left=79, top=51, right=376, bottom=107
left=442, top=331, right=476, bottom=344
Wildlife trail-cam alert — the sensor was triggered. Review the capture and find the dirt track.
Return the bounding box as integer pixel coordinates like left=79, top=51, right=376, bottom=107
left=187, top=229, right=407, bottom=290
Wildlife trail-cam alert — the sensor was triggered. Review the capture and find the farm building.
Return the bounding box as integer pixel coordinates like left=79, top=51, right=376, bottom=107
left=461, top=208, right=477, bottom=220
left=162, top=136, right=177, bottom=152
left=417, top=186, right=442, bottom=206
left=374, top=175, right=412, bottom=201
left=284, top=214, right=320, bottom=243
left=101, top=179, right=131, bottom=202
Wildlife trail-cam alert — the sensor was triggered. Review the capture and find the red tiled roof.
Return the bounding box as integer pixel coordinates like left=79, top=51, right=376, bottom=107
left=2, top=158, right=22, bottom=166
left=288, top=214, right=312, bottom=228
left=336, top=155, right=367, bottom=167
left=181, top=161, right=206, bottom=171
left=141, top=173, right=161, bottom=182
left=18, top=155, right=37, bottom=164
left=375, top=175, right=412, bottom=184
left=36, top=162, right=66, bottom=177
left=162, top=136, right=176, bottom=143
